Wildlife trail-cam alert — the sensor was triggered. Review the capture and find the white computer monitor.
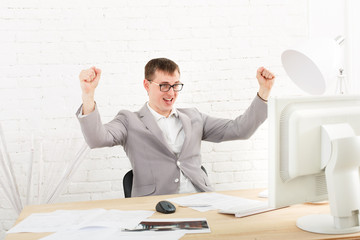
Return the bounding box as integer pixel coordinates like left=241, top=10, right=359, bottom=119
left=268, top=94, right=360, bottom=234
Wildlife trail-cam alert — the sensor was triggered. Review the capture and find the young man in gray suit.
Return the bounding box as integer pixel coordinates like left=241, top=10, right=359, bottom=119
left=77, top=58, right=275, bottom=197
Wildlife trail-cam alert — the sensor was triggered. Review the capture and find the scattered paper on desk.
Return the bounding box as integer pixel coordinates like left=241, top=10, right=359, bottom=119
left=81, top=209, right=154, bottom=229
left=39, top=228, right=186, bottom=240
left=167, top=192, right=268, bottom=213
left=7, top=209, right=154, bottom=233
left=7, top=209, right=104, bottom=233
left=106, top=230, right=186, bottom=240
left=39, top=227, right=118, bottom=240
left=37, top=218, right=209, bottom=240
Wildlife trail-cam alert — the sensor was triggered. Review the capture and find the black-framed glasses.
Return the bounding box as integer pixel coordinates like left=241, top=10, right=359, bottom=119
left=148, top=81, right=184, bottom=92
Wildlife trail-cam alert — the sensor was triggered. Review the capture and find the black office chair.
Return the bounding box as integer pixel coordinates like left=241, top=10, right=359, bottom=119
left=123, top=170, right=134, bottom=198
left=123, top=166, right=208, bottom=198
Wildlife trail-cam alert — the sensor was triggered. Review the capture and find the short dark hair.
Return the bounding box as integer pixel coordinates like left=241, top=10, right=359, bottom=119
left=145, top=58, right=180, bottom=80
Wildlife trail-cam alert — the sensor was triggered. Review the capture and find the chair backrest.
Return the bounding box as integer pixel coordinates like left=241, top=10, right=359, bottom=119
left=123, top=166, right=208, bottom=198
left=201, top=165, right=207, bottom=176
left=122, top=170, right=133, bottom=198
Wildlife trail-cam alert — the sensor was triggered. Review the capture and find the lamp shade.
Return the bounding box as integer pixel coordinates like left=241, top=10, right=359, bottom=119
left=281, top=38, right=341, bottom=95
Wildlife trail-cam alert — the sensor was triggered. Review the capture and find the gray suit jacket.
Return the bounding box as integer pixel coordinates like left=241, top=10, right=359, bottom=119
left=76, top=95, right=267, bottom=197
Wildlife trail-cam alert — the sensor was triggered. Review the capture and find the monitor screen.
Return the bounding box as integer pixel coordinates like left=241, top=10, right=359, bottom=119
left=268, top=94, right=360, bottom=234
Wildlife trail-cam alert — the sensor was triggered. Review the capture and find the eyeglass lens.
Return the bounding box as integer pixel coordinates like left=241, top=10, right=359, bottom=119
left=160, top=84, right=183, bottom=92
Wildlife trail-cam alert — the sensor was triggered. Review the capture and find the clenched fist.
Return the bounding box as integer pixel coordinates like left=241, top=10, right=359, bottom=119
left=256, top=67, right=275, bottom=101
left=79, top=66, right=102, bottom=95
left=79, top=66, right=101, bottom=115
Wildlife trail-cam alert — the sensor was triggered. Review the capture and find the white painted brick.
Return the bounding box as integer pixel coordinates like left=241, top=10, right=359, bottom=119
left=87, top=169, right=122, bottom=182
left=213, top=140, right=252, bottom=152
left=111, top=180, right=123, bottom=192
left=202, top=152, right=232, bottom=163
left=90, top=191, right=123, bottom=200
left=0, top=19, right=40, bottom=31
left=77, top=159, right=109, bottom=171
left=0, top=208, right=18, bottom=220
left=192, top=48, right=230, bottom=61
left=210, top=101, right=244, bottom=112
left=68, top=170, right=88, bottom=182
left=15, top=8, right=63, bottom=19
left=253, top=181, right=267, bottom=189
left=236, top=161, right=253, bottom=171
left=1, top=0, right=40, bottom=8
left=40, top=18, right=84, bottom=31
left=252, top=159, right=268, bottom=171
left=209, top=172, right=233, bottom=184
left=68, top=181, right=112, bottom=194
left=234, top=170, right=267, bottom=182
left=108, top=157, right=131, bottom=169
left=3, top=219, right=17, bottom=230
left=0, top=7, right=15, bottom=18
left=57, top=193, right=91, bottom=203
left=0, top=195, right=13, bottom=209
left=232, top=150, right=266, bottom=161
left=214, top=182, right=252, bottom=191
left=0, top=30, right=16, bottom=42
left=200, top=142, right=213, bottom=153
left=0, top=46, right=17, bottom=65
left=192, top=90, right=231, bottom=103
left=213, top=161, right=252, bottom=172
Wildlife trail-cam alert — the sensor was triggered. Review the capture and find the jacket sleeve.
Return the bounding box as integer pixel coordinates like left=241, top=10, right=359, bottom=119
left=201, top=95, right=267, bottom=142
left=76, top=104, right=128, bottom=148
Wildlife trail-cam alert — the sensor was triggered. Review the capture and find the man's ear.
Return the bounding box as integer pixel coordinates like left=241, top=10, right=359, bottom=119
left=143, top=79, right=150, bottom=92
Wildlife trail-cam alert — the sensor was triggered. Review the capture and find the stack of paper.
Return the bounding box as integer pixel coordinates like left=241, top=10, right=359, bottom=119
left=39, top=228, right=187, bottom=240
left=7, top=209, right=211, bottom=240
left=8, top=209, right=154, bottom=233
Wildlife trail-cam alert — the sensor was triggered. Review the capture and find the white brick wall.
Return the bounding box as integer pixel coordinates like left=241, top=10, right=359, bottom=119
left=0, top=0, right=308, bottom=237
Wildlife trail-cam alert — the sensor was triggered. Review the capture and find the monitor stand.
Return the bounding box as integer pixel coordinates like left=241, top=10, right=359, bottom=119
left=297, top=134, right=360, bottom=234
left=297, top=214, right=360, bottom=234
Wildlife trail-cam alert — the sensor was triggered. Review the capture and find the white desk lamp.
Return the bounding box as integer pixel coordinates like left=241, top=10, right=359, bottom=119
left=281, top=36, right=346, bottom=95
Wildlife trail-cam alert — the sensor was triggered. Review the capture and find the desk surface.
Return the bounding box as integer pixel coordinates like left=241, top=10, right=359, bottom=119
left=5, top=189, right=360, bottom=240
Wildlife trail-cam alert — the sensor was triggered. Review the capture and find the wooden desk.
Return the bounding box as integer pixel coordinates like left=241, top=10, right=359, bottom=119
left=5, top=189, right=360, bottom=240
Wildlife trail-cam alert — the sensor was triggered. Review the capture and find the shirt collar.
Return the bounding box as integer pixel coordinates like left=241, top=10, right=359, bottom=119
left=146, top=102, right=179, bottom=121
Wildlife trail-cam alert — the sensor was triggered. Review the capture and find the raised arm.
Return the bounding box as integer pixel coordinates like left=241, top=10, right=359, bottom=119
left=77, top=67, right=128, bottom=149
left=79, top=66, right=101, bottom=115
left=202, top=67, right=275, bottom=142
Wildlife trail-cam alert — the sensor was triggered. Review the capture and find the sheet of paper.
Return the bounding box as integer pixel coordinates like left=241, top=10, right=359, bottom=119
left=7, top=209, right=154, bottom=233
left=39, top=228, right=186, bottom=240
left=7, top=209, right=106, bottom=233
left=39, top=227, right=118, bottom=240
left=167, top=192, right=268, bottom=212
left=103, top=230, right=186, bottom=240
left=38, top=218, right=205, bottom=240
left=80, top=210, right=154, bottom=229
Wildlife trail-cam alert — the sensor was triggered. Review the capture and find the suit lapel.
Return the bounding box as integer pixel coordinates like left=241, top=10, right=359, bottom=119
left=138, top=104, right=176, bottom=157
left=178, top=110, right=192, bottom=157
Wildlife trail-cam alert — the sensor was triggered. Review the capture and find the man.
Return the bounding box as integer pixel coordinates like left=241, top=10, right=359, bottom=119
left=77, top=58, right=275, bottom=197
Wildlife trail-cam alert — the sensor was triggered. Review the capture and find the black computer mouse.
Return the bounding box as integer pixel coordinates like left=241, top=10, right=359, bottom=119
left=155, top=200, right=176, bottom=214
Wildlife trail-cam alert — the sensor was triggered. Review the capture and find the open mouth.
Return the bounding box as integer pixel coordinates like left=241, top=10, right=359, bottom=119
left=163, top=98, right=173, bottom=104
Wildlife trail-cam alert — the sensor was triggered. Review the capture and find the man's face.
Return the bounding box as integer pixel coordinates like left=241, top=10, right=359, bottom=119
left=144, top=70, right=181, bottom=117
